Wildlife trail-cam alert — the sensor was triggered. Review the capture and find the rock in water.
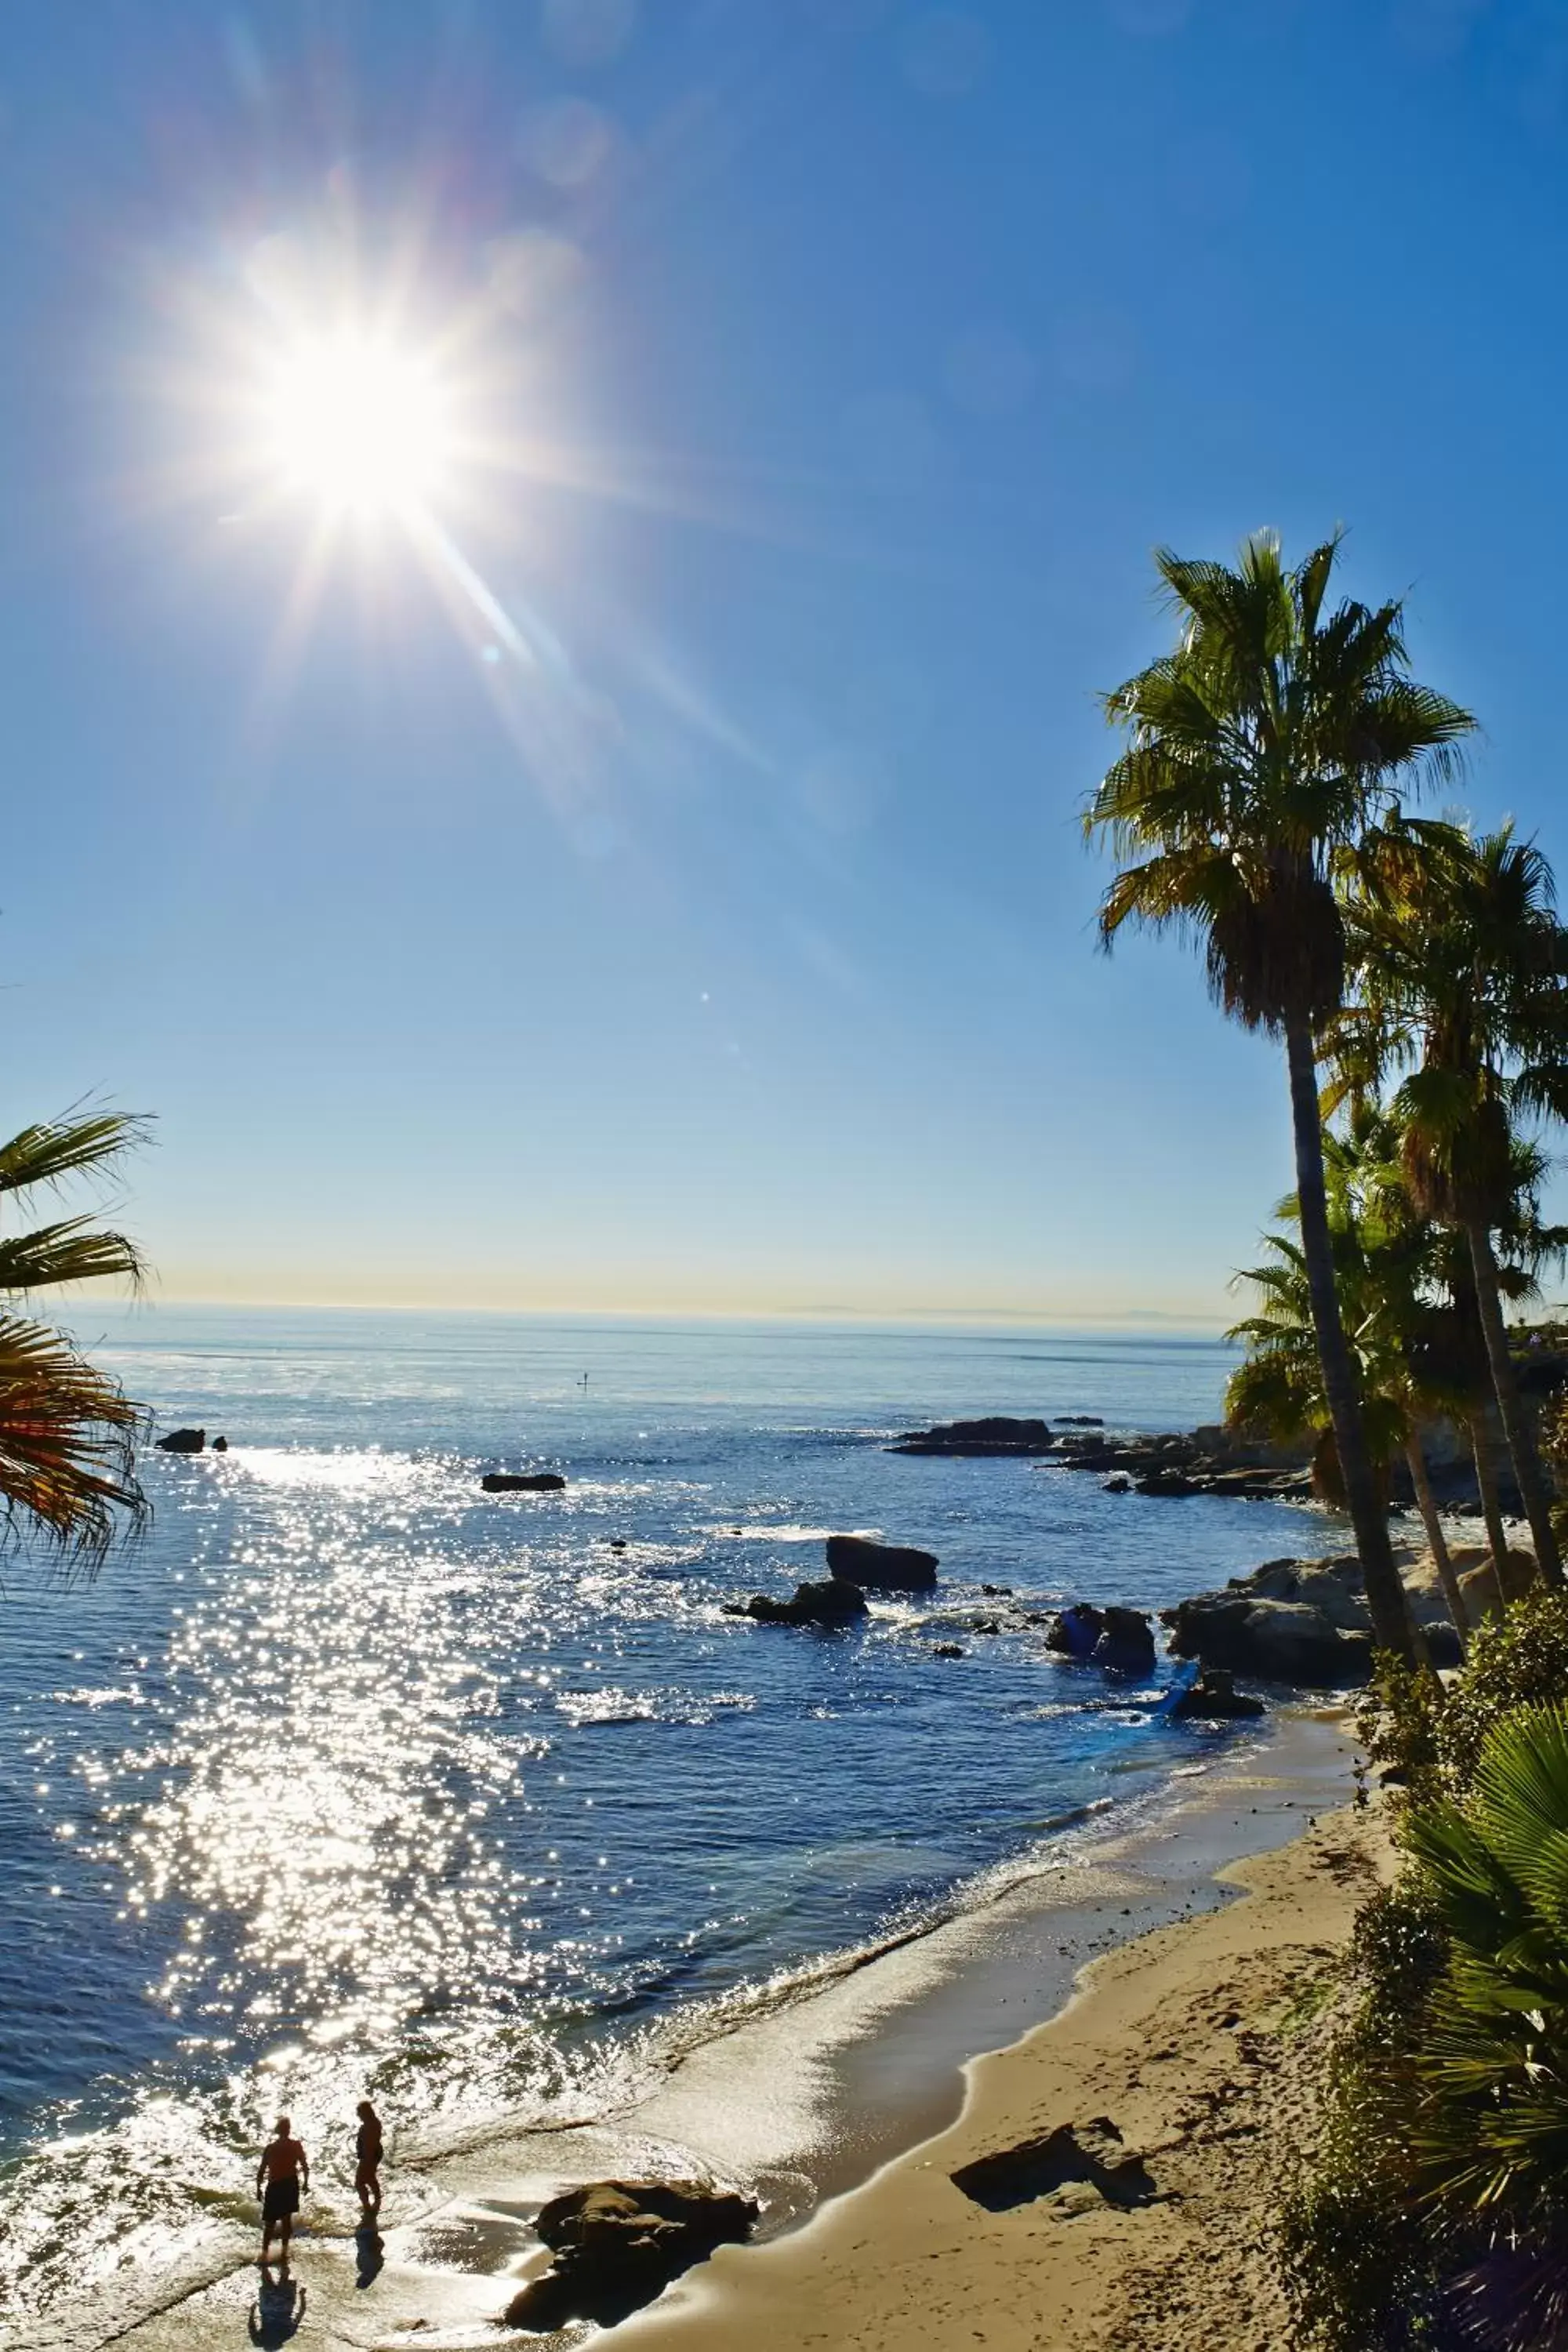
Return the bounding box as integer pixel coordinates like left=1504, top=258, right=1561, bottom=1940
left=826, top=1534, right=938, bottom=1590
left=502, top=2179, right=758, bottom=2331
left=724, top=1580, right=869, bottom=1628
left=1044, top=1602, right=1154, bottom=1673
left=155, top=1428, right=205, bottom=1454
left=1166, top=1668, right=1265, bottom=1721
left=887, top=1417, right=1056, bottom=1457
left=1044, top=1603, right=1103, bottom=1660
left=1093, top=1606, right=1156, bottom=1675
left=481, top=1472, right=567, bottom=1493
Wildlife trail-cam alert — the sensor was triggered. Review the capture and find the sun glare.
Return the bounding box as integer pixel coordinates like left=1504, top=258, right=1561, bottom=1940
left=264, top=336, right=450, bottom=516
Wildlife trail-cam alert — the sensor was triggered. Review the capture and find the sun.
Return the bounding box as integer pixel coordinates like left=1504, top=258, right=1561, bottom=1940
left=263, top=334, right=452, bottom=517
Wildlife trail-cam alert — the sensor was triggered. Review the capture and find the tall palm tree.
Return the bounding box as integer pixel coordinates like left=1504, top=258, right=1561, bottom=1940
left=1347, top=823, right=1568, bottom=1584
left=0, top=1112, right=151, bottom=1569
left=1226, top=1129, right=1469, bottom=1646
left=1086, top=531, right=1474, bottom=1659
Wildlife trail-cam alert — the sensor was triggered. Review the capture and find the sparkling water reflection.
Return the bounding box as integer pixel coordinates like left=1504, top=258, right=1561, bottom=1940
left=0, top=1310, right=1344, bottom=2316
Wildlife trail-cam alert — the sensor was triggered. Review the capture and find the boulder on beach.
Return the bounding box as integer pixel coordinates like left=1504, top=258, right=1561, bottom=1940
left=887, top=1416, right=1056, bottom=1457
left=1163, top=1591, right=1372, bottom=1684
left=1162, top=1548, right=1483, bottom=1685
left=1457, top=1544, right=1538, bottom=1624
left=724, top=1579, right=869, bottom=1629
left=826, top=1534, right=938, bottom=1590
left=1044, top=1602, right=1155, bottom=1674
left=481, top=1472, right=567, bottom=1494
left=1166, top=1668, right=1265, bottom=1722
left=155, top=1428, right=205, bottom=1454
left=502, top=2178, right=759, bottom=2332
left=211, top=1436, right=228, bottom=1453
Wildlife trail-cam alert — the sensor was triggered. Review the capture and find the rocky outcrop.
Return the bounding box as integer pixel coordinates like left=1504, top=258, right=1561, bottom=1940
left=826, top=1534, right=938, bottom=1590
left=888, top=1416, right=1056, bottom=1456
left=951, top=2118, right=1156, bottom=2214
left=724, top=1579, right=868, bottom=1628
left=1456, top=1544, right=1539, bottom=1624
left=1165, top=1668, right=1265, bottom=1721
left=1051, top=1428, right=1314, bottom=1501
left=155, top=1428, right=205, bottom=1454
left=1044, top=1603, right=1155, bottom=1675
left=1162, top=1548, right=1479, bottom=1685
left=1163, top=1587, right=1372, bottom=1685
left=502, top=2179, right=758, bottom=2331
left=481, top=1472, right=567, bottom=1493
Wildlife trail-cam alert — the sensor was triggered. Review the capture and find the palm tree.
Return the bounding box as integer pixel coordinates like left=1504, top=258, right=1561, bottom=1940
left=1225, top=1126, right=1469, bottom=1646
left=1086, top=531, right=1474, bottom=1659
left=1347, top=823, right=1568, bottom=1584
left=0, top=1112, right=151, bottom=1568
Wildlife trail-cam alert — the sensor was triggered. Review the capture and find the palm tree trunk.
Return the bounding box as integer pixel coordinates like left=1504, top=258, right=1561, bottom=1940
left=1465, top=1217, right=1563, bottom=1584
left=1403, top=1431, right=1466, bottom=1653
left=1285, top=1018, right=1414, bottom=1657
left=1469, top=1404, right=1511, bottom=1572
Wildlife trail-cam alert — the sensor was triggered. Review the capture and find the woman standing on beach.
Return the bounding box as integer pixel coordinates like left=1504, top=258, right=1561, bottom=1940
left=256, top=2116, right=310, bottom=2264
left=354, top=2100, right=383, bottom=2221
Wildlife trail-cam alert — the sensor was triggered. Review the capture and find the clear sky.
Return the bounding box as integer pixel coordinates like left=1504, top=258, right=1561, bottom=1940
left=0, top=0, right=1563, bottom=1324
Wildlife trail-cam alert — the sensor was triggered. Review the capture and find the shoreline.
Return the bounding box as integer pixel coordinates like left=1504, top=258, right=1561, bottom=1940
left=51, top=1707, right=1363, bottom=2351
left=611, top=1773, right=1391, bottom=2352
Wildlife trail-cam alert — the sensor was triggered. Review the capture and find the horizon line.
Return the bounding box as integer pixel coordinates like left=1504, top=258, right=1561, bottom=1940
left=74, top=1290, right=1238, bottom=1336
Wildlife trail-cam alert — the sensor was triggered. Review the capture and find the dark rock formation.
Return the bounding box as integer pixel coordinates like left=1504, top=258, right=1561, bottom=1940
left=1163, top=1591, right=1372, bottom=1685
left=1055, top=1416, right=1105, bottom=1428
left=1166, top=1668, right=1265, bottom=1722
left=980, top=1584, right=1013, bottom=1596
left=888, top=1416, right=1055, bottom=1457
left=501, top=2179, right=758, bottom=2332
left=481, top=1472, right=567, bottom=1494
left=1042, top=1603, right=1155, bottom=1674
left=932, top=1642, right=966, bottom=1659
left=211, top=1436, right=228, bottom=1453
left=1094, top=1606, right=1156, bottom=1674
left=826, top=1534, right=938, bottom=1590
left=951, top=2118, right=1156, bottom=2214
left=155, top=1428, right=205, bottom=1454
left=1048, top=1426, right=1312, bottom=1501
left=1102, top=1475, right=1131, bottom=1494
left=724, top=1579, right=869, bottom=1628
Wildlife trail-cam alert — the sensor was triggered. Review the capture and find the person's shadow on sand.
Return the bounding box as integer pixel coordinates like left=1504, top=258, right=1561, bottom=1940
left=356, top=2224, right=385, bottom=2288
left=248, top=2269, right=307, bottom=2346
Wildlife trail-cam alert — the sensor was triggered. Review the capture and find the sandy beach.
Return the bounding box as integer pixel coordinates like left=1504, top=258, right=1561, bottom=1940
left=613, top=1792, right=1392, bottom=2352
left=26, top=1710, right=1386, bottom=2352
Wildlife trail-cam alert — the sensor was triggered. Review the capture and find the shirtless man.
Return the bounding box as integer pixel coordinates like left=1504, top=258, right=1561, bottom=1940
left=354, top=2100, right=384, bottom=2221
left=256, top=2115, right=310, bottom=2263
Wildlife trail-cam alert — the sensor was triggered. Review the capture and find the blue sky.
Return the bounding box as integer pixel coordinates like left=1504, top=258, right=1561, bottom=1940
left=1, top=0, right=1563, bottom=1323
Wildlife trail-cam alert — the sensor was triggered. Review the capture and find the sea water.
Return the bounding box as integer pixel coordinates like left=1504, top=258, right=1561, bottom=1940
left=0, top=1308, right=1343, bottom=2315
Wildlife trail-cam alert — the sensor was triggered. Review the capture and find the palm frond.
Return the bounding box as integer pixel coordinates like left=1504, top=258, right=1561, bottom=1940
left=0, top=1312, right=149, bottom=1573
left=0, top=1112, right=153, bottom=1202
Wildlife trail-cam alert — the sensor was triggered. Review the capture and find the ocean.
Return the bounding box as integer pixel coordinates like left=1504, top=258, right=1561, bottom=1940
left=0, top=1307, right=1343, bottom=2318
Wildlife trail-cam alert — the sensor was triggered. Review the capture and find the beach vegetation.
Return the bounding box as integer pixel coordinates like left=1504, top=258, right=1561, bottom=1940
left=1340, top=821, right=1568, bottom=1584
left=0, top=1110, right=151, bottom=1570
left=1086, top=530, right=1474, bottom=1660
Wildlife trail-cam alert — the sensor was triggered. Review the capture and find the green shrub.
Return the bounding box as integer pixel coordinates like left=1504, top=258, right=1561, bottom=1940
left=1436, top=1587, right=1568, bottom=1788
left=1279, top=1878, right=1453, bottom=2350
left=1283, top=1701, right=1568, bottom=2349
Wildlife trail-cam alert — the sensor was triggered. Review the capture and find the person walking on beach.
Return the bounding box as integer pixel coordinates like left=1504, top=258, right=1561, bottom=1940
left=256, top=2115, right=310, bottom=2264
left=354, top=2099, right=383, bottom=2222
